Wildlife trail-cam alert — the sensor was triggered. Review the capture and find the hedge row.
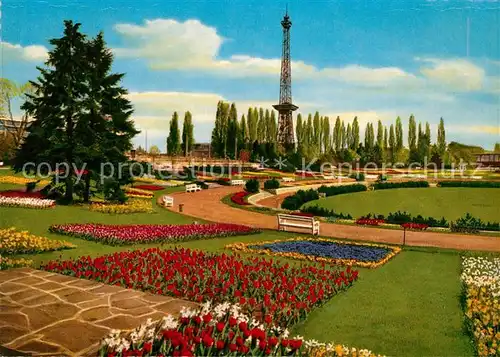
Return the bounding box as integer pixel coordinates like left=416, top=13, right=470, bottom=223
left=317, top=184, right=367, bottom=197
left=372, top=181, right=430, bottom=190
left=300, top=205, right=353, bottom=219
left=450, top=213, right=500, bottom=233
left=281, top=189, right=319, bottom=210
left=438, top=181, right=500, bottom=188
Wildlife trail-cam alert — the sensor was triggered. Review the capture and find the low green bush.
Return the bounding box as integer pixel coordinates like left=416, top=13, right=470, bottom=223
left=438, top=181, right=500, bottom=188
left=385, top=211, right=448, bottom=227
left=318, top=184, right=367, bottom=197
left=372, top=181, right=429, bottom=190
left=349, top=173, right=365, bottom=181
left=245, top=178, right=260, bottom=193
left=264, top=178, right=280, bottom=190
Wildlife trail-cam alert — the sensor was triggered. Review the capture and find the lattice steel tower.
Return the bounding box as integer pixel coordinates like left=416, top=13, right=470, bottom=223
left=273, top=10, right=298, bottom=153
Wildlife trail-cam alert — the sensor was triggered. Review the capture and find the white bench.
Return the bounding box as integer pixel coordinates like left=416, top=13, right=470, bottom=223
left=282, top=177, right=295, bottom=182
left=277, top=214, right=320, bottom=235
left=230, top=179, right=245, bottom=186
left=185, top=184, right=202, bottom=193
left=162, top=195, right=174, bottom=207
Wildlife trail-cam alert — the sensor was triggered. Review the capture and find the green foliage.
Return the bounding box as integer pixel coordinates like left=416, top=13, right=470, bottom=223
left=264, top=178, right=280, bottom=190
left=181, top=111, right=195, bottom=156
left=447, top=141, right=484, bottom=165
left=438, top=181, right=500, bottom=188
left=281, top=189, right=319, bottom=210
left=385, top=211, right=448, bottom=227
left=373, top=181, right=429, bottom=190
left=349, top=173, right=365, bottom=181
left=318, top=183, right=367, bottom=197
left=244, top=178, right=260, bottom=193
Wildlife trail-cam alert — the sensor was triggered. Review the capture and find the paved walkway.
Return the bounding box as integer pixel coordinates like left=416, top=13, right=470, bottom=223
left=165, top=187, right=500, bottom=252
left=0, top=268, right=198, bottom=356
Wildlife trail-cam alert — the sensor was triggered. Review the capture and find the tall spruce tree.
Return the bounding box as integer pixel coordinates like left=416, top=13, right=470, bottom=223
left=181, top=111, right=195, bottom=156
left=167, top=112, right=181, bottom=156
left=352, top=117, right=360, bottom=150
left=16, top=21, right=138, bottom=203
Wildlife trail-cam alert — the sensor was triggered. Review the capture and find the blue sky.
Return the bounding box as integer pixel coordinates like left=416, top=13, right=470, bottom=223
left=3, top=0, right=500, bottom=151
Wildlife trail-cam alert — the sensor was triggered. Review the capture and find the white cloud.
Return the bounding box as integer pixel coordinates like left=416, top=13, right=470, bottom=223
left=113, top=18, right=417, bottom=87
left=1, top=41, right=49, bottom=63
left=418, top=58, right=485, bottom=92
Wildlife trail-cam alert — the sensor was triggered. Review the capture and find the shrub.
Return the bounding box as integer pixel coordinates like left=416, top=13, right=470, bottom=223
left=25, top=182, right=37, bottom=192
left=372, top=181, right=429, bottom=190
left=264, top=178, right=280, bottom=190
left=318, top=183, right=367, bottom=196
left=438, top=181, right=500, bottom=188
left=349, top=173, right=365, bottom=181
left=281, top=189, right=319, bottom=210
left=244, top=178, right=260, bottom=193
left=103, top=178, right=128, bottom=203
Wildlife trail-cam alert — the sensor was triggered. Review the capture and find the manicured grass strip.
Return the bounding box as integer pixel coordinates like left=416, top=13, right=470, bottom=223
left=292, top=251, right=476, bottom=357
left=303, top=187, right=500, bottom=222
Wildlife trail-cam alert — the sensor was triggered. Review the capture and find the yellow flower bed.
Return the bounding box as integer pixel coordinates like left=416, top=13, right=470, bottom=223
left=226, top=237, right=401, bottom=269
left=124, top=187, right=154, bottom=199
left=89, top=199, right=153, bottom=214
left=461, top=257, right=499, bottom=356
left=0, top=176, right=51, bottom=186
left=0, top=227, right=76, bottom=254
left=0, top=255, right=33, bottom=270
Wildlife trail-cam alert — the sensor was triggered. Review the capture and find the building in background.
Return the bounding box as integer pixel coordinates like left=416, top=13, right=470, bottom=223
left=0, top=118, right=25, bottom=135
left=191, top=143, right=211, bottom=158
left=475, top=153, right=500, bottom=167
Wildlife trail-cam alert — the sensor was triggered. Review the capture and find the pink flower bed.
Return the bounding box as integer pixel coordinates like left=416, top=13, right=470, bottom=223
left=401, top=222, right=429, bottom=230
left=133, top=184, right=165, bottom=191
left=49, top=223, right=259, bottom=246
left=355, top=218, right=385, bottom=226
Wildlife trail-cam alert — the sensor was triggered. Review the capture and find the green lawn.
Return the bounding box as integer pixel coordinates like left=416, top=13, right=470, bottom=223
left=303, top=187, right=500, bottom=221
left=0, top=182, right=479, bottom=356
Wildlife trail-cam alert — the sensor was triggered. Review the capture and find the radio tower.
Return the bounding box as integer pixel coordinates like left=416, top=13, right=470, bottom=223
left=273, top=8, right=298, bottom=153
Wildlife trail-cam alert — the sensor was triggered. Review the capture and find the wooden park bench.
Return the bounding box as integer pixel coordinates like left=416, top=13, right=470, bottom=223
left=230, top=179, right=245, bottom=186
left=277, top=214, right=320, bottom=235
left=162, top=195, right=174, bottom=207
left=185, top=183, right=202, bottom=193
left=282, top=177, right=295, bottom=182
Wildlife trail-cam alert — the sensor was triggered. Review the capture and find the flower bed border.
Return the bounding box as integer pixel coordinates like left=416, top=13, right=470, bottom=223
left=226, top=237, right=401, bottom=269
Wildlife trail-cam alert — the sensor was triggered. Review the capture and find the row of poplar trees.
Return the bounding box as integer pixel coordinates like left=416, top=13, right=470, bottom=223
left=211, top=101, right=279, bottom=159
left=165, top=111, right=195, bottom=156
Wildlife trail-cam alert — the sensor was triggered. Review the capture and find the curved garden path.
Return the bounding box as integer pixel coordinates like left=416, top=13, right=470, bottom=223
left=164, top=187, right=500, bottom=252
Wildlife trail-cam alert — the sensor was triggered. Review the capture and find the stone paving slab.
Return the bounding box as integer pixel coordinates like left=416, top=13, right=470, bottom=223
left=0, top=268, right=199, bottom=356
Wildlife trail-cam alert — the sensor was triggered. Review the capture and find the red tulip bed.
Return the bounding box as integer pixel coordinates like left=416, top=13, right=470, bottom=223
left=290, top=212, right=314, bottom=218
left=0, top=190, right=46, bottom=198
left=401, top=222, right=429, bottom=230
left=355, top=218, right=385, bottom=226
left=41, top=247, right=358, bottom=329
left=133, top=184, right=165, bottom=191
left=230, top=191, right=251, bottom=206
left=49, top=223, right=259, bottom=246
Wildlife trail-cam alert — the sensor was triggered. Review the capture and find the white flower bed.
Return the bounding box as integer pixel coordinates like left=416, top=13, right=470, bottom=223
left=461, top=256, right=500, bottom=297
left=0, top=196, right=55, bottom=209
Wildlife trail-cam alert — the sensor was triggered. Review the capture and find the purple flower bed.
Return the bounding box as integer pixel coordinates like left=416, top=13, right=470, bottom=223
left=250, top=240, right=392, bottom=263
